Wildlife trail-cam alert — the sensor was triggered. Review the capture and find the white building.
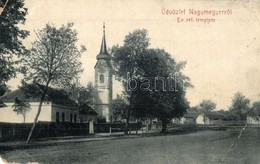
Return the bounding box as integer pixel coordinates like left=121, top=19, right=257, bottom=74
left=247, top=115, right=260, bottom=125
left=0, top=88, right=97, bottom=123
left=178, top=112, right=210, bottom=125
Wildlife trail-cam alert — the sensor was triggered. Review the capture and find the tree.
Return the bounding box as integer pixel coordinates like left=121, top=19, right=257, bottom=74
left=112, top=29, right=191, bottom=133
left=112, top=94, right=129, bottom=121
left=251, top=101, right=260, bottom=116
left=199, top=99, right=216, bottom=112
left=22, top=23, right=86, bottom=143
left=66, top=81, right=95, bottom=108
left=12, top=97, right=31, bottom=123
left=229, top=92, right=250, bottom=120
left=112, top=29, right=150, bottom=134
left=0, top=84, right=9, bottom=96
left=0, top=0, right=29, bottom=95
left=131, top=48, right=190, bottom=133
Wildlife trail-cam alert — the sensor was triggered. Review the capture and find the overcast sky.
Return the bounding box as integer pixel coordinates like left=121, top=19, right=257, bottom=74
left=7, top=0, right=260, bottom=109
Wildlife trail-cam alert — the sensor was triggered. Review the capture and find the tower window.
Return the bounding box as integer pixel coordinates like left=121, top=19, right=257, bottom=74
left=100, top=74, right=104, bottom=83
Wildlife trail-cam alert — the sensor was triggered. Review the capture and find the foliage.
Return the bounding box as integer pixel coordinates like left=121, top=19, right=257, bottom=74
left=112, top=29, right=150, bottom=133
left=66, top=81, right=94, bottom=108
left=23, top=23, right=86, bottom=86
left=97, top=116, right=107, bottom=123
left=22, top=23, right=85, bottom=143
left=251, top=101, right=260, bottom=116
left=112, top=94, right=129, bottom=120
left=112, top=29, right=191, bottom=133
left=12, top=97, right=31, bottom=123
left=112, top=29, right=150, bottom=82
left=199, top=99, right=216, bottom=111
left=204, top=110, right=240, bottom=121
left=0, top=84, right=9, bottom=96
left=229, top=92, right=250, bottom=120
left=0, top=0, right=29, bottom=94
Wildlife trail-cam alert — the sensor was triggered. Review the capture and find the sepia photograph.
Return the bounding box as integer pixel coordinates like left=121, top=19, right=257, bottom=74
left=0, top=0, right=260, bottom=163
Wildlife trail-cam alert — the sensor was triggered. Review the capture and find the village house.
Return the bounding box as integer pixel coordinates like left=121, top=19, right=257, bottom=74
left=0, top=88, right=97, bottom=123
left=176, top=112, right=210, bottom=125
left=247, top=110, right=260, bottom=125
left=247, top=115, right=260, bottom=125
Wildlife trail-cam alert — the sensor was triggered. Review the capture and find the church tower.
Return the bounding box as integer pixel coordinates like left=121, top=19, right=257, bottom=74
left=94, top=23, right=113, bottom=122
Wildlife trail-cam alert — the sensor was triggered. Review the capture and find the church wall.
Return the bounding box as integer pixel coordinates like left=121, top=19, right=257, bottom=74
left=94, top=61, right=113, bottom=122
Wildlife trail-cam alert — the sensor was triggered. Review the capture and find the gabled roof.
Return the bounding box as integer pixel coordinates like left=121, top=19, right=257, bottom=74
left=204, top=112, right=224, bottom=120
left=0, top=86, right=77, bottom=107
left=79, top=103, right=98, bottom=115
left=1, top=89, right=40, bottom=102
left=183, top=112, right=199, bottom=119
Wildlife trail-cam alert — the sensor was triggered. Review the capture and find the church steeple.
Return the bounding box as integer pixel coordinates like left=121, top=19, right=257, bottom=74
left=97, top=22, right=111, bottom=60
left=94, top=22, right=113, bottom=122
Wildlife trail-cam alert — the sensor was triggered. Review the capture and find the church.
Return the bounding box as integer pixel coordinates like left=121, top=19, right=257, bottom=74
left=94, top=23, right=113, bottom=123
left=0, top=23, right=114, bottom=124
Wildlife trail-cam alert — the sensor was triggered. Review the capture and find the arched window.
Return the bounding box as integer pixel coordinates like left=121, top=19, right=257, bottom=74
left=100, top=74, right=104, bottom=83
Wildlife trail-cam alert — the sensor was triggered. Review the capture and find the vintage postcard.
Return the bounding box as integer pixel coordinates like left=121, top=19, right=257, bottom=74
left=0, top=0, right=260, bottom=163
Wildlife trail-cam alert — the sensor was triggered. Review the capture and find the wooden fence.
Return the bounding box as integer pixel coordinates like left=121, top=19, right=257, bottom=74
left=0, top=122, right=142, bottom=141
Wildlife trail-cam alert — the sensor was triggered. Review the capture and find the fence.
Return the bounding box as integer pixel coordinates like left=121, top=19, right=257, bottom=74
left=209, top=120, right=247, bottom=126
left=0, top=122, right=90, bottom=141
left=0, top=122, right=142, bottom=141
left=95, top=122, right=142, bottom=133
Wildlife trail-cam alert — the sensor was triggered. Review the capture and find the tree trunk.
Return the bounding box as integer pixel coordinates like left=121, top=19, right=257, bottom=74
left=161, top=120, right=167, bottom=133
left=125, top=106, right=131, bottom=135
left=23, top=114, right=26, bottom=123
left=124, top=92, right=133, bottom=135
left=26, top=82, right=50, bottom=143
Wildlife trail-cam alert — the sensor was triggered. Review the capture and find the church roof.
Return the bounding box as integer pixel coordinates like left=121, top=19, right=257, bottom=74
left=96, top=23, right=111, bottom=60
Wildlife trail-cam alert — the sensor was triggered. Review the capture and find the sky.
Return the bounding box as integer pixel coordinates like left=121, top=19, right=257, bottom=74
left=7, top=0, right=260, bottom=109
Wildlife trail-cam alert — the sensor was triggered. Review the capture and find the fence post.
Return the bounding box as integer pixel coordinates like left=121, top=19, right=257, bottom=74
left=12, top=125, right=15, bottom=139
left=142, top=122, right=143, bottom=134
left=89, top=120, right=94, bottom=134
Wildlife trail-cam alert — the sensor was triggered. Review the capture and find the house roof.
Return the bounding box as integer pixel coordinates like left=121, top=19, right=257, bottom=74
left=204, top=112, right=224, bottom=120
left=79, top=103, right=98, bottom=116
left=0, top=86, right=77, bottom=107
left=1, top=89, right=39, bottom=102
left=183, top=112, right=199, bottom=119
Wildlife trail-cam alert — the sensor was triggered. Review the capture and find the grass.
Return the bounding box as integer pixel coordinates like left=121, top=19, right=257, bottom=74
left=0, top=126, right=260, bottom=164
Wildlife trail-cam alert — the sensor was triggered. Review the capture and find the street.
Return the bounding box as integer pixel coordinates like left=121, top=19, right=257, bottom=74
left=1, top=127, right=260, bottom=164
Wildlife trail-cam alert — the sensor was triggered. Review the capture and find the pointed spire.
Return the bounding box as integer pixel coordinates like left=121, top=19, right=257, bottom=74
left=103, top=22, right=105, bottom=35
left=100, top=22, right=107, bottom=54
left=97, top=22, right=111, bottom=60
